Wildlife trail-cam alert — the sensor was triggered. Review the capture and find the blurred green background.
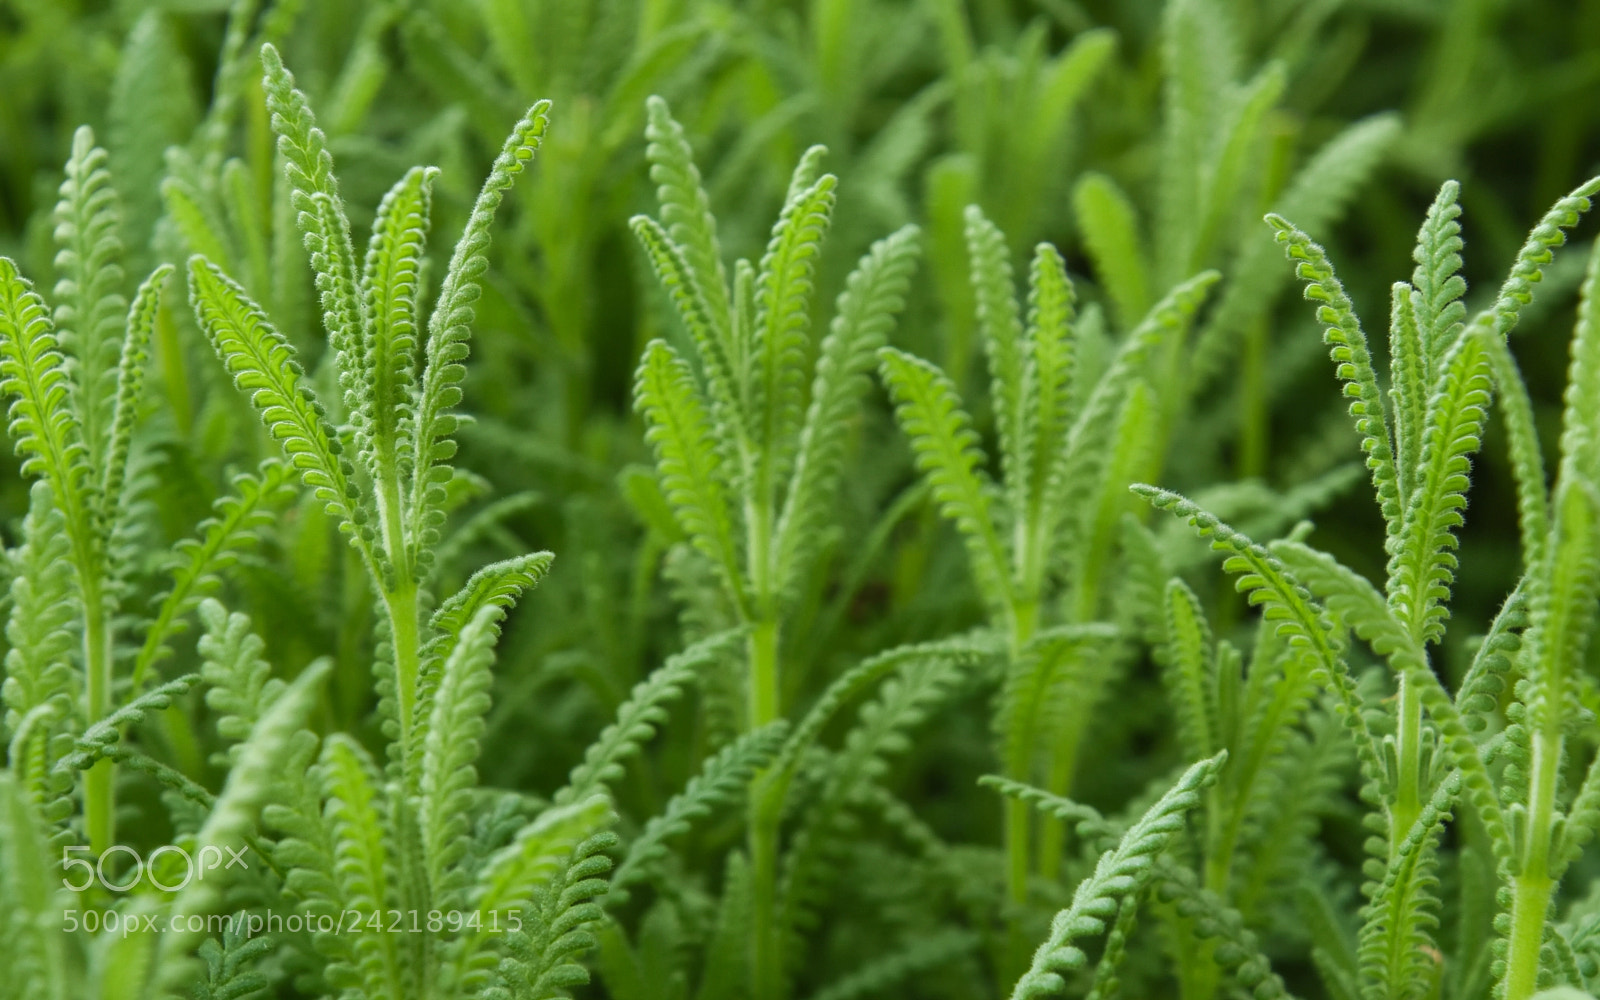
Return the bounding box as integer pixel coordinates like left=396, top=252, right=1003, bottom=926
left=1, top=4, right=1599, bottom=992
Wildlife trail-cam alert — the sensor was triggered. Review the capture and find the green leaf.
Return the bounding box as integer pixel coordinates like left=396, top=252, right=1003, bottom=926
left=1161, top=578, right=1216, bottom=762
left=996, top=623, right=1119, bottom=783
left=187, top=255, right=373, bottom=557
left=409, top=99, right=552, bottom=576
left=1485, top=337, right=1551, bottom=571
left=644, top=95, right=732, bottom=347
left=1010, top=751, right=1228, bottom=1000
left=634, top=339, right=745, bottom=609
left=966, top=204, right=1029, bottom=520
left=1527, top=479, right=1600, bottom=745
left=130, top=457, right=297, bottom=691
left=320, top=733, right=403, bottom=1000
left=631, top=214, right=743, bottom=435
left=261, top=45, right=368, bottom=403
left=1388, top=283, right=1428, bottom=507
left=197, top=599, right=284, bottom=766
left=1072, top=173, right=1148, bottom=331
left=0, top=256, right=100, bottom=589
left=422, top=605, right=502, bottom=912
left=1025, top=242, right=1078, bottom=528
left=1269, top=214, right=1402, bottom=544
left=1389, top=327, right=1493, bottom=645
left=3, top=485, right=78, bottom=818
left=611, top=721, right=789, bottom=898
left=775, top=224, right=920, bottom=597
left=556, top=629, right=742, bottom=806
left=878, top=346, right=1012, bottom=610
left=102, top=264, right=172, bottom=521
left=426, top=551, right=554, bottom=665
left=1410, top=180, right=1466, bottom=372
left=1133, top=486, right=1385, bottom=793
left=52, top=126, right=127, bottom=473
left=753, top=170, right=836, bottom=479
left=362, top=164, right=437, bottom=487
left=1356, top=773, right=1457, bottom=1000
left=1560, top=235, right=1600, bottom=488
left=1486, top=175, right=1600, bottom=341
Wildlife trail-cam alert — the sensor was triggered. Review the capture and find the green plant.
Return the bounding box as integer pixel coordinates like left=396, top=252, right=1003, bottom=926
left=3, top=2, right=1600, bottom=999
left=1135, top=176, right=1600, bottom=1000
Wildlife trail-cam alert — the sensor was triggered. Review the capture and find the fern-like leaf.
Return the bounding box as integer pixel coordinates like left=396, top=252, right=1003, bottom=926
left=1010, top=752, right=1227, bottom=1000
left=320, top=733, right=403, bottom=1000
left=611, top=721, right=789, bottom=898
left=774, top=225, right=920, bottom=597
left=752, top=170, right=836, bottom=479
left=1410, top=181, right=1467, bottom=370
left=1161, top=578, right=1217, bottom=762
left=1268, top=214, right=1402, bottom=543
left=101, top=263, right=171, bottom=520
left=409, top=99, right=552, bottom=576
left=643, top=96, right=732, bottom=346
left=966, top=204, right=1030, bottom=520
left=421, top=605, right=501, bottom=912
left=361, top=164, right=437, bottom=487
left=878, top=346, right=1012, bottom=610
left=556, top=630, right=741, bottom=806
left=198, top=599, right=285, bottom=767
left=1133, top=486, right=1386, bottom=792
left=188, top=256, right=373, bottom=557
left=1072, top=173, right=1148, bottom=331
left=1389, top=327, right=1494, bottom=645
left=0, top=257, right=100, bottom=585
left=3, top=485, right=79, bottom=818
left=131, top=457, right=296, bottom=690
left=52, top=126, right=127, bottom=472
left=634, top=339, right=745, bottom=609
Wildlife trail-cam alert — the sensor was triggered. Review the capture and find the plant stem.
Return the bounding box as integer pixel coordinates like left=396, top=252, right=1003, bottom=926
left=384, top=576, right=421, bottom=758
left=749, top=614, right=782, bottom=1000
left=1393, top=672, right=1423, bottom=846
left=1002, top=595, right=1040, bottom=986
left=378, top=440, right=420, bottom=767
left=1505, top=726, right=1561, bottom=1000
left=83, top=582, right=114, bottom=853
left=1035, top=577, right=1101, bottom=880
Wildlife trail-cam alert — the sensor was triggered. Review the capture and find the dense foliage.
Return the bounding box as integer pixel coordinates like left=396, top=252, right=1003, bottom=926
left=1, top=1, right=1598, bottom=998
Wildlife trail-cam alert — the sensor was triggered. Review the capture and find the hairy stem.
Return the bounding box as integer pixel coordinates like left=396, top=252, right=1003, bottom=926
left=1003, top=595, right=1040, bottom=986
left=83, top=583, right=114, bottom=852
left=385, top=577, right=422, bottom=759
left=1036, top=577, right=1102, bottom=880
left=1505, top=727, right=1561, bottom=1000
left=749, top=613, right=782, bottom=1000
left=1393, top=672, right=1424, bottom=846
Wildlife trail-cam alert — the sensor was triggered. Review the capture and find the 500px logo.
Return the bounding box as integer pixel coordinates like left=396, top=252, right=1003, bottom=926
left=62, top=844, right=249, bottom=892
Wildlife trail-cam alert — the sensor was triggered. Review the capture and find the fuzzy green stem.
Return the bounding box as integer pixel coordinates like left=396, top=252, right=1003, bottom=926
left=1505, top=728, right=1561, bottom=1000
left=1035, top=578, right=1101, bottom=880
left=749, top=614, right=782, bottom=1000
left=385, top=577, right=422, bottom=757
left=377, top=435, right=421, bottom=768
left=1002, top=595, right=1040, bottom=986
left=1393, top=673, right=1424, bottom=846
left=83, top=585, right=114, bottom=853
